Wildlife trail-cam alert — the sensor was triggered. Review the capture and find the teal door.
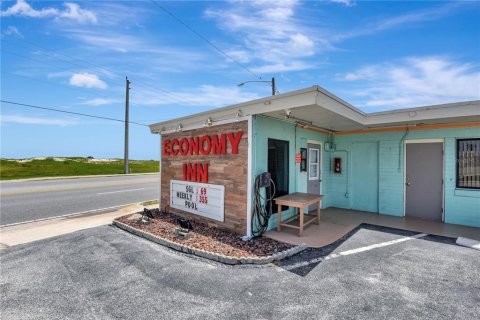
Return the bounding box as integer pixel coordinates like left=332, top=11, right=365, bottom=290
left=351, top=142, right=378, bottom=212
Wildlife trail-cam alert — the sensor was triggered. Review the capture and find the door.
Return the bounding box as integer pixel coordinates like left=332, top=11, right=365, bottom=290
left=307, top=143, right=321, bottom=210
left=405, top=142, right=443, bottom=221
left=351, top=142, right=378, bottom=212
left=268, top=139, right=289, bottom=212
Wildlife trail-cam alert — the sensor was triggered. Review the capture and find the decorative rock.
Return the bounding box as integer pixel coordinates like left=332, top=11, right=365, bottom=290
left=113, top=218, right=302, bottom=266
left=174, top=228, right=192, bottom=240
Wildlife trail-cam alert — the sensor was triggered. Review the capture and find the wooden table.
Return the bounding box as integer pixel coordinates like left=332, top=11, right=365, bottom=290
left=274, top=192, right=323, bottom=237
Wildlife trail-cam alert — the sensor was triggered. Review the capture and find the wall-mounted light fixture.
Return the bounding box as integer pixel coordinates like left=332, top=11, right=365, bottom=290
left=204, top=118, right=213, bottom=127
left=236, top=109, right=243, bottom=118
left=175, top=124, right=183, bottom=132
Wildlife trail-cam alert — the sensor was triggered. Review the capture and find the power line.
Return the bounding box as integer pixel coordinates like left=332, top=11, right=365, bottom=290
left=0, top=100, right=149, bottom=127
left=150, top=0, right=262, bottom=80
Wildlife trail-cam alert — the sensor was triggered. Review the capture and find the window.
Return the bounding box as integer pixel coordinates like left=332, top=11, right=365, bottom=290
left=457, top=139, right=480, bottom=189
left=309, top=148, right=319, bottom=180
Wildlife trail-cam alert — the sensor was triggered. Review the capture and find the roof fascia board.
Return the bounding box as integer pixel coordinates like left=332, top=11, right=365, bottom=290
left=149, top=86, right=319, bottom=133
left=364, top=101, right=480, bottom=125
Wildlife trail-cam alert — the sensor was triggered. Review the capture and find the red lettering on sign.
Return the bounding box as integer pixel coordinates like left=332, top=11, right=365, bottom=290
left=212, top=134, right=227, bottom=155
left=182, top=163, right=187, bottom=181
left=171, top=139, right=179, bottom=156
left=183, top=163, right=209, bottom=182
left=200, top=135, right=212, bottom=155
left=186, top=163, right=197, bottom=182
left=227, top=131, right=243, bottom=154
left=163, top=139, right=171, bottom=156
left=179, top=138, right=189, bottom=156
left=165, top=130, right=243, bottom=157
left=197, top=163, right=208, bottom=182
left=189, top=137, right=199, bottom=155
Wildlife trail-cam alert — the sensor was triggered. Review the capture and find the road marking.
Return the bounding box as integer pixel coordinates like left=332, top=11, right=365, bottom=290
left=0, top=180, right=157, bottom=196
left=0, top=200, right=157, bottom=228
left=280, top=233, right=428, bottom=271
left=97, top=188, right=148, bottom=195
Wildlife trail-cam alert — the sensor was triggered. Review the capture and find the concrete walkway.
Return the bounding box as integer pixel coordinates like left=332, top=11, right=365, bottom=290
left=0, top=204, right=154, bottom=248
left=265, top=207, right=480, bottom=247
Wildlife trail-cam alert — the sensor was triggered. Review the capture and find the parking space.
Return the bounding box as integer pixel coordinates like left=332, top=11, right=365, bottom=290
left=1, top=224, right=479, bottom=320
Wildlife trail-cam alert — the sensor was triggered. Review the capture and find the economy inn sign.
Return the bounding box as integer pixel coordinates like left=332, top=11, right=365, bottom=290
left=164, top=130, right=244, bottom=222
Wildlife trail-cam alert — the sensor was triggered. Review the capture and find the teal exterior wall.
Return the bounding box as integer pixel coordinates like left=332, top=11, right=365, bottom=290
left=252, top=115, right=480, bottom=229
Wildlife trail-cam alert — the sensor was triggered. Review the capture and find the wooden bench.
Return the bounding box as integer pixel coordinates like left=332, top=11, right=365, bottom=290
left=274, top=192, right=323, bottom=237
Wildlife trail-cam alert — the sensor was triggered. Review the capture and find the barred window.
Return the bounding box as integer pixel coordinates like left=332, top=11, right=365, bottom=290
left=457, top=139, right=480, bottom=189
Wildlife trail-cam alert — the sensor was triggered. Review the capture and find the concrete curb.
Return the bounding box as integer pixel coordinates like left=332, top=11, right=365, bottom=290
left=456, top=237, right=480, bottom=251
left=1, top=172, right=159, bottom=183
left=113, top=220, right=307, bottom=265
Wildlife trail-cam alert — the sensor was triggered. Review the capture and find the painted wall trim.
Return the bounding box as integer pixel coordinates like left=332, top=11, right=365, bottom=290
left=246, top=115, right=253, bottom=238
left=335, top=121, right=480, bottom=136
left=160, top=116, right=250, bottom=134
left=307, top=140, right=324, bottom=196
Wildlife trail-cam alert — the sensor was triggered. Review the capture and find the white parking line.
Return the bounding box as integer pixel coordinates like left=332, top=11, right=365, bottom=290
left=97, top=188, right=147, bottom=195
left=281, top=233, right=428, bottom=271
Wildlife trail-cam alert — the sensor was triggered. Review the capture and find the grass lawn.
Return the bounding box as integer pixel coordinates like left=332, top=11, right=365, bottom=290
left=0, top=157, right=159, bottom=180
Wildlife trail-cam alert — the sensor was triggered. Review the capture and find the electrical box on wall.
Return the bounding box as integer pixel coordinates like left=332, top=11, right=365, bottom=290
left=325, top=143, right=336, bottom=151
left=334, top=157, right=342, bottom=174
left=300, top=148, right=307, bottom=171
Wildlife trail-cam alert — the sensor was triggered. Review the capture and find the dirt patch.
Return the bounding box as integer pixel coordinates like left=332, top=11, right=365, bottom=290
left=115, top=210, right=293, bottom=258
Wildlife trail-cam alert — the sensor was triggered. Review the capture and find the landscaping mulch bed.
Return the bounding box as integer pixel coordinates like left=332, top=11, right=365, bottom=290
left=115, top=209, right=293, bottom=258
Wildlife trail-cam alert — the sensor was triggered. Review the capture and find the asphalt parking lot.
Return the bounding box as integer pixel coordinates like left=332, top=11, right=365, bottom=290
left=1, top=224, right=479, bottom=320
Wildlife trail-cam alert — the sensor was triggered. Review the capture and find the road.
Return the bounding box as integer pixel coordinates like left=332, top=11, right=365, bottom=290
left=0, top=174, right=159, bottom=226
left=1, top=224, right=478, bottom=319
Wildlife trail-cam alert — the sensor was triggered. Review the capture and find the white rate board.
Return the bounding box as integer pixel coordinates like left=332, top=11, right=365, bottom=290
left=170, top=180, right=225, bottom=222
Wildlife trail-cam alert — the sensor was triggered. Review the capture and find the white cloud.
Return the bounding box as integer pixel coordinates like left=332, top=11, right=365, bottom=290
left=58, top=3, right=97, bottom=24
left=1, top=0, right=97, bottom=24
left=1, top=0, right=57, bottom=18
left=334, top=2, right=463, bottom=42
left=336, top=57, right=480, bottom=110
left=205, top=1, right=319, bottom=74
left=329, top=0, right=355, bottom=7
left=2, top=26, right=22, bottom=37
left=252, top=61, right=313, bottom=74
left=1, top=114, right=76, bottom=126
left=69, top=73, right=107, bottom=89
left=81, top=98, right=120, bottom=106
left=130, top=85, right=262, bottom=108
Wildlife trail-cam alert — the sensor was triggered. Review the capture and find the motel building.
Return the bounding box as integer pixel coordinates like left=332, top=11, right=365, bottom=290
left=149, top=86, right=480, bottom=241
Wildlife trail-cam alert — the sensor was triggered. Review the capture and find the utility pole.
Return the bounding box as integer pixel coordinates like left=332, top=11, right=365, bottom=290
left=124, top=77, right=131, bottom=174
left=271, top=77, right=276, bottom=95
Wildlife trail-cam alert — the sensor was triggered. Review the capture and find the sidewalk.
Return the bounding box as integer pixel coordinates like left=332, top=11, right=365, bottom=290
left=0, top=204, right=156, bottom=248
left=265, top=207, right=480, bottom=248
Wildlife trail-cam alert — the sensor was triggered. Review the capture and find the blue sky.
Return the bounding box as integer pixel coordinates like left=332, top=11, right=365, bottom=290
left=1, top=0, right=479, bottom=160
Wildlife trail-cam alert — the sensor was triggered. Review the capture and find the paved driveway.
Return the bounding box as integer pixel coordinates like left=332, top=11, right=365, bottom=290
left=1, top=224, right=479, bottom=320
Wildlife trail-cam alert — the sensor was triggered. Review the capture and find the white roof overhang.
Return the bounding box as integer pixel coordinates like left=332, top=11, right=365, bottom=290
left=149, top=85, right=480, bottom=134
